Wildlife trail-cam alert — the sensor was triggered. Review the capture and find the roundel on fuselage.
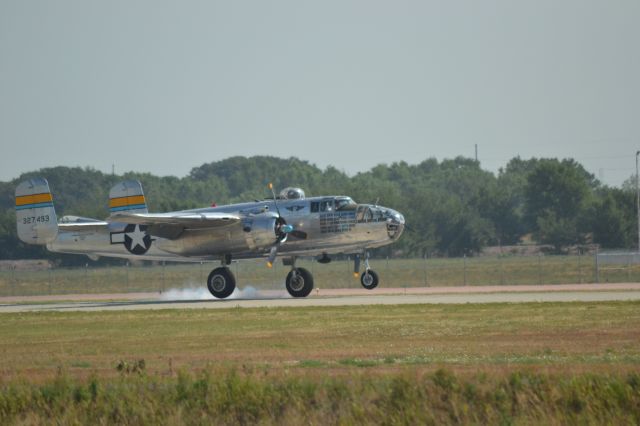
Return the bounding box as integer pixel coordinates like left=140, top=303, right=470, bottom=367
left=122, top=224, right=152, bottom=255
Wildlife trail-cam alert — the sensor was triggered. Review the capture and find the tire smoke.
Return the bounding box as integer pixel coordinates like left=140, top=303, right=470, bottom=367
left=158, top=284, right=290, bottom=300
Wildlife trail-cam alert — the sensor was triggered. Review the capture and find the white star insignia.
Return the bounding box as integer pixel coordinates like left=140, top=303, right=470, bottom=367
left=126, top=225, right=147, bottom=250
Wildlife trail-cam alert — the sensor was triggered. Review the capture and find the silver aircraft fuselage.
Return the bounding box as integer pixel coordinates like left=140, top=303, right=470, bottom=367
left=48, top=196, right=405, bottom=262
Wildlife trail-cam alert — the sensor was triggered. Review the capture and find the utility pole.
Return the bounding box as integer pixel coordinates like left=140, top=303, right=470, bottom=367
left=475, top=144, right=478, bottom=162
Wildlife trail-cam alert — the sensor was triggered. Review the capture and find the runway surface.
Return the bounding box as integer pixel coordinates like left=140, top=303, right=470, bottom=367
left=1, top=283, right=640, bottom=313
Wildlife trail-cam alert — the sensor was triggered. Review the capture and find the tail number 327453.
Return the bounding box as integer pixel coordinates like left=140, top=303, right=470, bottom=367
left=22, top=215, right=50, bottom=225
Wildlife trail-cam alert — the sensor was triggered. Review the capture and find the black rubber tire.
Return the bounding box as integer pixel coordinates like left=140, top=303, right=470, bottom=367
left=285, top=267, right=314, bottom=298
left=360, top=270, right=379, bottom=290
left=207, top=267, right=236, bottom=299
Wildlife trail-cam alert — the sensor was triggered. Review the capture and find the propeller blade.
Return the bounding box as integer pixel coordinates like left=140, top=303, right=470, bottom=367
left=353, top=254, right=361, bottom=277
left=267, top=244, right=279, bottom=268
left=268, top=183, right=281, bottom=217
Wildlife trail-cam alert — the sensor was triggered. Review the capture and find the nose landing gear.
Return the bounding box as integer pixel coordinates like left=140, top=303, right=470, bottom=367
left=355, top=252, right=379, bottom=290
left=360, top=269, right=379, bottom=290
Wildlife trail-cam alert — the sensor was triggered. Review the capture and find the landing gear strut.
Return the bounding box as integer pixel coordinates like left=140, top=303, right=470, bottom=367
left=355, top=252, right=379, bottom=290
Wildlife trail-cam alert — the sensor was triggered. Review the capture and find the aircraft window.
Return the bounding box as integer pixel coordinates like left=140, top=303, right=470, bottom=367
left=310, top=202, right=319, bottom=213
left=320, top=200, right=334, bottom=212
left=365, top=209, right=373, bottom=221
left=335, top=198, right=356, bottom=211
left=356, top=206, right=366, bottom=222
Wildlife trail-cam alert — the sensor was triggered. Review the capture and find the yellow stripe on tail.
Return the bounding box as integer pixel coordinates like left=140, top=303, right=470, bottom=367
left=109, top=180, right=148, bottom=214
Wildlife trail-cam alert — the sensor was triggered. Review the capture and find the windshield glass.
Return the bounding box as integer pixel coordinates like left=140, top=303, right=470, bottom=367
left=335, top=197, right=356, bottom=211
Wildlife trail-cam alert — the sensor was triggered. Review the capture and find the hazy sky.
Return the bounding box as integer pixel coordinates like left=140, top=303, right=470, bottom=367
left=1, top=1, right=639, bottom=186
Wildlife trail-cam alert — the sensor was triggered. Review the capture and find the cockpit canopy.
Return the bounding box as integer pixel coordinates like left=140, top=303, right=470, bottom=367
left=335, top=197, right=357, bottom=211
left=310, top=197, right=357, bottom=213
left=279, top=187, right=306, bottom=200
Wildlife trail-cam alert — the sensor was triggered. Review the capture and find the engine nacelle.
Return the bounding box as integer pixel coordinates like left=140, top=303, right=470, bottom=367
left=242, top=215, right=278, bottom=251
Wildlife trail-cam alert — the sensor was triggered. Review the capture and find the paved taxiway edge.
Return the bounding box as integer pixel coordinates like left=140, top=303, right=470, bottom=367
left=1, top=284, right=640, bottom=313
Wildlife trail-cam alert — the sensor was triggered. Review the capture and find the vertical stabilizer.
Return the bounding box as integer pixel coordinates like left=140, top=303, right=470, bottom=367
left=109, top=180, right=148, bottom=215
left=15, top=178, right=59, bottom=245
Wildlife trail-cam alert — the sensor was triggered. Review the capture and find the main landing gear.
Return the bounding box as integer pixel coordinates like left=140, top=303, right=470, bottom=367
left=207, top=255, right=236, bottom=299
left=207, top=266, right=236, bottom=299
left=285, top=267, right=314, bottom=298
left=205, top=255, right=314, bottom=299
left=205, top=252, right=381, bottom=299
left=206, top=265, right=314, bottom=298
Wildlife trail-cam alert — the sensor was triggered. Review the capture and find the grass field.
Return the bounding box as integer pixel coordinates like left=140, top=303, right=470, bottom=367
left=1, top=301, right=639, bottom=423
left=2, top=255, right=640, bottom=297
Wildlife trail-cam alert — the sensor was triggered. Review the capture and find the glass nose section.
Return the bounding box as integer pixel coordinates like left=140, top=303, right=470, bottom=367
left=385, top=208, right=405, bottom=239
left=355, top=205, right=405, bottom=238
left=390, top=210, right=404, bottom=225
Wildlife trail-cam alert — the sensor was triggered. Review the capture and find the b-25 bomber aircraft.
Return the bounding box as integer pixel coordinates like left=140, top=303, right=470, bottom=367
left=16, top=178, right=405, bottom=298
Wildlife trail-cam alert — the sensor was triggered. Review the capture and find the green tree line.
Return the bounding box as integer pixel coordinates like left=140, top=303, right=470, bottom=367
left=0, top=156, right=636, bottom=263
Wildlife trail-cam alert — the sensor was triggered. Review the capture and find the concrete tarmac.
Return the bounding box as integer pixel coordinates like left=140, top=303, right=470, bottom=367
left=1, top=284, right=640, bottom=313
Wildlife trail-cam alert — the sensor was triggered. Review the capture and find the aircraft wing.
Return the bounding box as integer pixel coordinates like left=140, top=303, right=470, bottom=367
left=109, top=212, right=241, bottom=239
left=109, top=212, right=240, bottom=228
left=107, top=212, right=240, bottom=240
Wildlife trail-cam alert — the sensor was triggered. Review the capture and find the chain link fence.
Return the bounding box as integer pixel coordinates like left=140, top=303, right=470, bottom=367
left=596, top=251, right=640, bottom=283
left=1, top=253, right=639, bottom=297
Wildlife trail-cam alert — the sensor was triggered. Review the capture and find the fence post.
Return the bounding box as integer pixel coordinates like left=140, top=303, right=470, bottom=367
left=310, top=259, right=315, bottom=287
left=11, top=266, right=16, bottom=297
left=423, top=254, right=428, bottom=287
left=463, top=254, right=467, bottom=286
left=578, top=253, right=582, bottom=284
left=595, top=248, right=599, bottom=283
left=499, top=254, right=505, bottom=285
left=161, top=261, right=165, bottom=294
left=346, top=257, right=350, bottom=288
left=538, top=254, right=542, bottom=285
left=85, top=263, right=89, bottom=294
left=272, top=258, right=277, bottom=289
